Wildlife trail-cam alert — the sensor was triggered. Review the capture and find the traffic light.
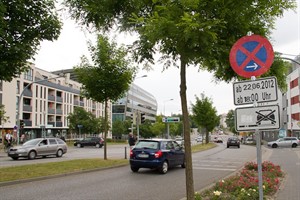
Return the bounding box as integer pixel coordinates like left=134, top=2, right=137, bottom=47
left=20, top=119, right=25, bottom=128
left=130, top=113, right=136, bottom=125
left=140, top=113, right=146, bottom=124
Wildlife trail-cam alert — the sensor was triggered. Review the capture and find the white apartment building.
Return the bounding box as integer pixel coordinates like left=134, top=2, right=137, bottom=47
left=0, top=63, right=112, bottom=140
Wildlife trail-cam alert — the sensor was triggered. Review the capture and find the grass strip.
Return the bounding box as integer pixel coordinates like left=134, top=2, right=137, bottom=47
left=0, top=159, right=128, bottom=183
left=192, top=143, right=217, bottom=153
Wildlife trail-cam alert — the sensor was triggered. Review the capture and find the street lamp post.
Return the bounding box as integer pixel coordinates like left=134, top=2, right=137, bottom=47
left=163, top=98, right=173, bottom=139
left=163, top=98, right=174, bottom=116
left=16, top=74, right=64, bottom=145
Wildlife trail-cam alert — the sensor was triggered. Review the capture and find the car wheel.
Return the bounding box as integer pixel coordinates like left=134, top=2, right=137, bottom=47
left=272, top=144, right=278, bottom=148
left=96, top=144, right=100, bottom=148
left=28, top=151, right=36, bottom=160
left=130, top=166, right=139, bottom=172
left=56, top=149, right=63, bottom=157
left=292, top=143, right=297, bottom=148
left=77, top=143, right=81, bottom=148
left=159, top=161, right=169, bottom=174
left=181, top=159, right=186, bottom=168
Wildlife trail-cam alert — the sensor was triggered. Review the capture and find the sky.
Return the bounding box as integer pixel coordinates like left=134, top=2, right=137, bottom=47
left=34, top=1, right=300, bottom=116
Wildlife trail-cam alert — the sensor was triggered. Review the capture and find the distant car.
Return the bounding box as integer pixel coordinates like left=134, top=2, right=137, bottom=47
left=74, top=137, right=104, bottom=148
left=245, top=138, right=254, bottom=144
left=8, top=138, right=68, bottom=160
left=175, top=138, right=184, bottom=146
left=267, top=137, right=299, bottom=148
left=213, top=136, right=223, bottom=143
left=227, top=137, right=240, bottom=148
left=130, top=139, right=185, bottom=174
left=196, top=136, right=202, bottom=142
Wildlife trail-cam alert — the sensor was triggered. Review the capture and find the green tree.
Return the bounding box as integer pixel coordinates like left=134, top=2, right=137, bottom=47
left=63, top=1, right=295, bottom=198
left=191, top=93, right=220, bottom=144
left=67, top=107, right=98, bottom=135
left=226, top=110, right=237, bottom=135
left=0, top=0, right=61, bottom=81
left=112, top=120, right=131, bottom=138
left=74, top=35, right=135, bottom=159
left=139, top=119, right=155, bottom=138
left=150, top=115, right=165, bottom=138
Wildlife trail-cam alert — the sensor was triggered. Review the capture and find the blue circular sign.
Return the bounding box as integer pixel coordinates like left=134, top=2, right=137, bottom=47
left=229, top=35, right=274, bottom=78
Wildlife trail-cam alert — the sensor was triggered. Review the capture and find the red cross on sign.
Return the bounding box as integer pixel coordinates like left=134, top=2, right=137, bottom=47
left=229, top=35, right=274, bottom=78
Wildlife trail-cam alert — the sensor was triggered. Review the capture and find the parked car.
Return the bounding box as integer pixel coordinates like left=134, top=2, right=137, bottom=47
left=74, top=137, right=104, bottom=148
left=267, top=137, right=299, bottom=148
left=213, top=136, right=223, bottom=143
left=196, top=136, right=203, bottom=142
left=7, top=138, right=68, bottom=160
left=227, top=137, right=240, bottom=148
left=175, top=136, right=184, bottom=146
left=130, top=139, right=185, bottom=174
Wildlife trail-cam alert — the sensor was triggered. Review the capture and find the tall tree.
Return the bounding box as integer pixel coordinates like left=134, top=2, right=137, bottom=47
left=74, top=35, right=135, bottom=160
left=191, top=93, right=220, bottom=144
left=225, top=109, right=237, bottom=135
left=0, top=0, right=61, bottom=81
left=63, top=0, right=295, bottom=199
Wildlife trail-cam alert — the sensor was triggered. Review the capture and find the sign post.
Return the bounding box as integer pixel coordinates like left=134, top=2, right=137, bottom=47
left=230, top=35, right=275, bottom=200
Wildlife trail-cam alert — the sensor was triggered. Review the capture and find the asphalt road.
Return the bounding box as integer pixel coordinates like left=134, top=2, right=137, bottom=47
left=0, top=143, right=260, bottom=200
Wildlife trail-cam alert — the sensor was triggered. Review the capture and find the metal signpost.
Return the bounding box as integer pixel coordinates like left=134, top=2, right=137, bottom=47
left=230, top=34, right=276, bottom=200
left=162, top=117, right=180, bottom=138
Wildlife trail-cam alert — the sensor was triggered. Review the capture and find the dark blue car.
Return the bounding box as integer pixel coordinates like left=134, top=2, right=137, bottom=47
left=130, top=139, right=185, bottom=174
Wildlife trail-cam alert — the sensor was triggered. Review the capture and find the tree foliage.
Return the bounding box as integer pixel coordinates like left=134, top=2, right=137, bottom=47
left=225, top=109, right=237, bottom=135
left=74, top=34, right=135, bottom=159
left=0, top=0, right=61, bottom=81
left=67, top=107, right=99, bottom=134
left=63, top=0, right=296, bottom=199
left=191, top=93, right=220, bottom=144
left=112, top=119, right=131, bottom=138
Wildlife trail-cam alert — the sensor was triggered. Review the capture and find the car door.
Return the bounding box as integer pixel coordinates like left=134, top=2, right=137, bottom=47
left=48, top=138, right=58, bottom=154
left=37, top=139, right=50, bottom=155
left=166, top=141, right=176, bottom=167
left=173, top=141, right=184, bottom=165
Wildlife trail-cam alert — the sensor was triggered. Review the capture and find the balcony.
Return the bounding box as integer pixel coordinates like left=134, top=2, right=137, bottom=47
left=56, top=121, right=63, bottom=127
left=80, top=101, right=84, bottom=107
left=74, top=100, right=79, bottom=106
left=48, top=108, right=55, bottom=114
left=56, top=109, right=63, bottom=115
left=47, top=122, right=55, bottom=127
left=24, top=120, right=32, bottom=127
left=23, top=105, right=32, bottom=112
left=23, top=89, right=32, bottom=97
left=48, top=95, right=55, bottom=101
left=56, top=96, right=63, bottom=103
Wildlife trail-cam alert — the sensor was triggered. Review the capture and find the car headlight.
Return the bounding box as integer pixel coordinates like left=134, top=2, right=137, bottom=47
left=17, top=149, right=27, bottom=153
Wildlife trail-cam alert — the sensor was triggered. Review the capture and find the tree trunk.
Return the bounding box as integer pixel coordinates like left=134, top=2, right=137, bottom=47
left=180, top=56, right=195, bottom=200
left=104, top=100, right=108, bottom=160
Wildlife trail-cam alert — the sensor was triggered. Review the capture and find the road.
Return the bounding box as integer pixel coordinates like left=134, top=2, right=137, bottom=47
left=0, top=143, right=260, bottom=200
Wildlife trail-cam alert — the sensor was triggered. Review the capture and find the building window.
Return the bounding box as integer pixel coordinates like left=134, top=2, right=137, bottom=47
left=290, top=78, right=298, bottom=89
left=24, top=69, right=33, bottom=81
left=16, top=81, right=20, bottom=94
left=0, top=80, right=2, bottom=91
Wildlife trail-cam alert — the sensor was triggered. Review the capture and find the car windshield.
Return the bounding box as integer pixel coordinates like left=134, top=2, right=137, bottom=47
left=135, top=141, right=159, bottom=150
left=23, top=139, right=41, bottom=146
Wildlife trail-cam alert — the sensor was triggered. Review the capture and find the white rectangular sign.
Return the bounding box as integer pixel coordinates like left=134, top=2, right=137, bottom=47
left=235, top=105, right=280, bottom=131
left=233, top=77, right=278, bottom=105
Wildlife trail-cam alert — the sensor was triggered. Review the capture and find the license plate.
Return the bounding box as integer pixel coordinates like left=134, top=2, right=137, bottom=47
left=138, top=154, right=149, bottom=158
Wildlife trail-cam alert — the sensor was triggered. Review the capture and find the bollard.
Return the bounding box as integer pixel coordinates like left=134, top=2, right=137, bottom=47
left=125, top=146, right=127, bottom=159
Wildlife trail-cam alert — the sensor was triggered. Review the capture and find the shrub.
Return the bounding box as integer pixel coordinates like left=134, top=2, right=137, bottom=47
left=198, top=161, right=283, bottom=199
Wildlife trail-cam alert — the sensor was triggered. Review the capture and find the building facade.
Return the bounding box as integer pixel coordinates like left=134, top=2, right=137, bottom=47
left=0, top=64, right=112, bottom=141
left=112, top=83, right=157, bottom=124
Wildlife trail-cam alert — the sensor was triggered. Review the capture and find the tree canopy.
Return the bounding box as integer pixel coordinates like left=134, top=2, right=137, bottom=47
left=0, top=0, right=61, bottom=81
